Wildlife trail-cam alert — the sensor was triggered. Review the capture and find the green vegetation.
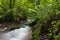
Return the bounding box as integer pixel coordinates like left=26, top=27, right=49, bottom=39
left=0, top=0, right=60, bottom=40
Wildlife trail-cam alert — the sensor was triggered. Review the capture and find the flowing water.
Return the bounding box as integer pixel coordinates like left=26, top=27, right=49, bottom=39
left=0, top=25, right=32, bottom=40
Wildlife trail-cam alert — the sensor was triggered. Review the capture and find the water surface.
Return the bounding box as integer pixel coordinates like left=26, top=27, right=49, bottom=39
left=0, top=25, right=32, bottom=40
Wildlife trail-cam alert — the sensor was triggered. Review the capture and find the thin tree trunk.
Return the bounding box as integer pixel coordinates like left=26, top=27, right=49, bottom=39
left=13, top=0, right=16, bottom=7
left=35, top=0, right=40, bottom=5
left=9, top=0, right=13, bottom=9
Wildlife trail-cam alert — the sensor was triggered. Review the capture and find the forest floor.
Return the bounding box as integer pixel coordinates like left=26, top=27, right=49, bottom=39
left=0, top=22, right=21, bottom=32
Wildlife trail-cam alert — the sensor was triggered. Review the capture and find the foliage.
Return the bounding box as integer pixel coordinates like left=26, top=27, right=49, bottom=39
left=0, top=0, right=60, bottom=40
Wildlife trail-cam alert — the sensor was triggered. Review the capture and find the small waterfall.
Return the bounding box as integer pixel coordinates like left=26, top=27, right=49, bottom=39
left=0, top=25, right=32, bottom=40
left=0, top=19, right=38, bottom=40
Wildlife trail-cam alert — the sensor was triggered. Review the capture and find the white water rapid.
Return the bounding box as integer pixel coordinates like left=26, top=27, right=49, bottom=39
left=0, top=25, right=32, bottom=40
